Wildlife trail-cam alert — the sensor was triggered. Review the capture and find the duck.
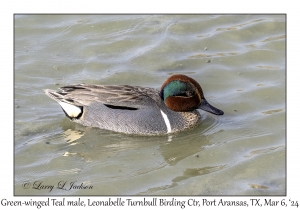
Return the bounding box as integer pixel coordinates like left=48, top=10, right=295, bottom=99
left=44, top=74, right=223, bottom=135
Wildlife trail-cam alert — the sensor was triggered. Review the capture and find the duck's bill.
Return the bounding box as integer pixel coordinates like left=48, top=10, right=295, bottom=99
left=198, top=99, right=224, bottom=115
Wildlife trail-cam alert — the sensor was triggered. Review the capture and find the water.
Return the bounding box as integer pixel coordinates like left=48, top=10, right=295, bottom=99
left=14, top=14, right=285, bottom=195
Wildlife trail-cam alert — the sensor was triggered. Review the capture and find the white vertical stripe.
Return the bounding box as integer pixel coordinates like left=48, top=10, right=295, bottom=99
left=160, top=110, right=172, bottom=133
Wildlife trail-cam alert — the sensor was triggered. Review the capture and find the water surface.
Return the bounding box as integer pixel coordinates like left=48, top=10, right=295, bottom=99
left=14, top=14, right=286, bottom=195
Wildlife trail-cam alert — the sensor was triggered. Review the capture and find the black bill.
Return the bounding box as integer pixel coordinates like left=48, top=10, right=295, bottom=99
left=198, top=99, right=224, bottom=115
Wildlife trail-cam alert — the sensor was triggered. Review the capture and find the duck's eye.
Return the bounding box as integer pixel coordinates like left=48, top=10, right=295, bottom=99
left=186, top=90, right=194, bottom=97
left=174, top=90, right=194, bottom=97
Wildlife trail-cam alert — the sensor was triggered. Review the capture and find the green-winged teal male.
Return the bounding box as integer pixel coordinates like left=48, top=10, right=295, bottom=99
left=44, top=74, right=223, bottom=135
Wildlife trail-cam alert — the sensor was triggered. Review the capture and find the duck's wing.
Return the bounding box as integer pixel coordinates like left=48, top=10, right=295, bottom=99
left=44, top=84, right=161, bottom=110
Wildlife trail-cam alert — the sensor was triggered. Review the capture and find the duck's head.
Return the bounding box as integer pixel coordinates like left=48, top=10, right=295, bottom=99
left=160, top=74, right=224, bottom=115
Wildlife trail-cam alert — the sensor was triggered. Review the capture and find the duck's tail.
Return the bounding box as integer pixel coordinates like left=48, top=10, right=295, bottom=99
left=44, top=89, right=83, bottom=119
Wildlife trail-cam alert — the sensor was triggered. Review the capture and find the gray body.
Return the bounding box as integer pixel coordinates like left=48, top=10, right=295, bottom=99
left=44, top=84, right=201, bottom=135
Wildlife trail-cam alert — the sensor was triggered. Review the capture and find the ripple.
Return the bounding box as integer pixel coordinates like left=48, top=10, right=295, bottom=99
left=173, top=165, right=227, bottom=182
left=189, top=51, right=239, bottom=59
left=126, top=162, right=168, bottom=179
left=261, top=34, right=286, bottom=42
left=256, top=65, right=280, bottom=70
left=262, top=108, right=284, bottom=115
left=244, top=145, right=284, bottom=158
left=200, top=113, right=223, bottom=136
left=216, top=18, right=265, bottom=32
left=249, top=183, right=268, bottom=189
left=58, top=168, right=81, bottom=175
